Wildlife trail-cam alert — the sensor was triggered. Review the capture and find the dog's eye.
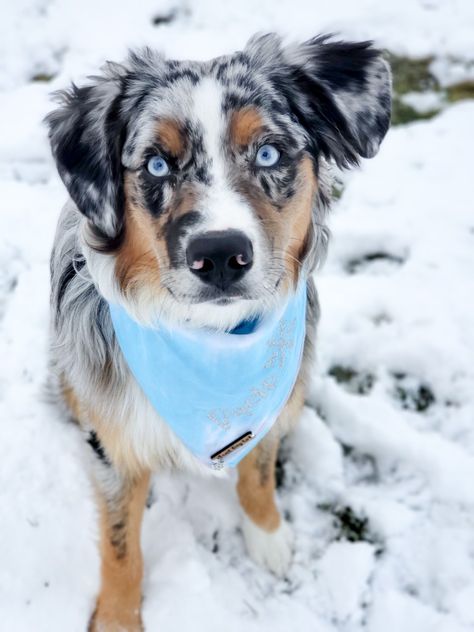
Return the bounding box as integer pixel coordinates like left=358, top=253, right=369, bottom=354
left=147, top=155, right=170, bottom=177
left=255, top=144, right=280, bottom=168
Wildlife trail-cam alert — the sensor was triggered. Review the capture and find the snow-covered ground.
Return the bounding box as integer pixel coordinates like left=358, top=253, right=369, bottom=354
left=1, top=1, right=474, bottom=630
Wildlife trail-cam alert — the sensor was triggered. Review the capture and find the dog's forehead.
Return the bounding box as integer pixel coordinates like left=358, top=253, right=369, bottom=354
left=122, top=54, right=287, bottom=168
left=190, top=77, right=227, bottom=168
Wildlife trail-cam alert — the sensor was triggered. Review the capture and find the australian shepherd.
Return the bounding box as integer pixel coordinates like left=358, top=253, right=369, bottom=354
left=46, top=33, right=391, bottom=631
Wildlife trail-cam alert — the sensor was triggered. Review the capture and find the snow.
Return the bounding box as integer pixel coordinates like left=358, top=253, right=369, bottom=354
left=401, top=91, right=445, bottom=113
left=1, top=1, right=474, bottom=631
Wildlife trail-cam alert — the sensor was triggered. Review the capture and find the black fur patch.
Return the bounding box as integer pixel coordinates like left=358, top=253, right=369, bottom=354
left=164, top=211, right=202, bottom=267
left=276, top=36, right=391, bottom=166
left=109, top=514, right=128, bottom=559
left=46, top=77, right=127, bottom=245
left=87, top=430, right=110, bottom=465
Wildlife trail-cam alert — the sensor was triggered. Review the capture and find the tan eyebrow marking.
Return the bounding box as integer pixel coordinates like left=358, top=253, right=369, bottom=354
left=229, top=107, right=264, bottom=147
left=155, top=118, right=186, bottom=157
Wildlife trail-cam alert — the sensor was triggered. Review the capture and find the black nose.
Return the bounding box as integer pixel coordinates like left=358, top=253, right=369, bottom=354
left=186, top=230, right=253, bottom=291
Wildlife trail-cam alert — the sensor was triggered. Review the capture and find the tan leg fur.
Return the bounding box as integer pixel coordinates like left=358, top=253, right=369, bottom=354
left=237, top=378, right=305, bottom=533
left=89, top=470, right=150, bottom=632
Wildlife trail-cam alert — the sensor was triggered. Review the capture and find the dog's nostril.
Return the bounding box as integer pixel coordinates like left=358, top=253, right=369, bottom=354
left=190, top=258, right=214, bottom=272
left=228, top=254, right=250, bottom=270
left=190, top=258, right=204, bottom=270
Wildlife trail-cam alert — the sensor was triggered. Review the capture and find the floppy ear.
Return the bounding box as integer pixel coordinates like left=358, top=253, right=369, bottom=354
left=279, top=35, right=392, bottom=168
left=46, top=65, right=127, bottom=239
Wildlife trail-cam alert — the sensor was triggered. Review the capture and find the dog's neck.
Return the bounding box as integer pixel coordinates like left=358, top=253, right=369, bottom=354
left=107, top=280, right=308, bottom=469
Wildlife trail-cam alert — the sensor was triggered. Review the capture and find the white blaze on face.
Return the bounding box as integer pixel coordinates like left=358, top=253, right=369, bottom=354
left=191, top=78, right=262, bottom=246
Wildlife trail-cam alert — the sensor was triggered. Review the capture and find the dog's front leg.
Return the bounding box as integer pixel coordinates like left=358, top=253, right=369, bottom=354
left=237, top=431, right=293, bottom=577
left=89, top=463, right=150, bottom=632
left=237, top=380, right=305, bottom=577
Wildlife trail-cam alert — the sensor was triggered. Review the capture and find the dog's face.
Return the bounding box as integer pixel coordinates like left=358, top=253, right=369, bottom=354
left=48, top=34, right=391, bottom=328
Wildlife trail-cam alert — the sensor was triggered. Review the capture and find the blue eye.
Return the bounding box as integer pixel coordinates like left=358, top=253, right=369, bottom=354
left=255, top=144, right=280, bottom=167
left=147, top=155, right=169, bottom=177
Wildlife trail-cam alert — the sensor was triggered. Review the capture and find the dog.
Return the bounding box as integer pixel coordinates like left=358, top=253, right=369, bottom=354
left=46, top=33, right=391, bottom=631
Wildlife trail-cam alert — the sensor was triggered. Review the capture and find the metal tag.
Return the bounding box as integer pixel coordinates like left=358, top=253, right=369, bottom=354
left=210, top=431, right=254, bottom=462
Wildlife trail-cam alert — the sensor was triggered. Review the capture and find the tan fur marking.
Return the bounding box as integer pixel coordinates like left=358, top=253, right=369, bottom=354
left=237, top=374, right=306, bottom=532
left=61, top=382, right=144, bottom=476
left=155, top=118, right=185, bottom=157
left=283, top=157, right=317, bottom=283
left=275, top=374, right=306, bottom=434
left=238, top=155, right=316, bottom=289
left=62, top=379, right=82, bottom=420
left=230, top=107, right=264, bottom=147
left=114, top=173, right=161, bottom=294
left=89, top=406, right=145, bottom=477
left=115, top=173, right=201, bottom=298
left=89, top=471, right=150, bottom=632
left=63, top=382, right=151, bottom=629
left=115, top=196, right=162, bottom=294
left=237, top=435, right=281, bottom=532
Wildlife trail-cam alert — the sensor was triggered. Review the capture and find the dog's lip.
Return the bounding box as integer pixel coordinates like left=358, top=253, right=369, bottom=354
left=210, top=296, right=241, bottom=306
left=164, top=283, right=249, bottom=304
left=197, top=289, right=248, bottom=304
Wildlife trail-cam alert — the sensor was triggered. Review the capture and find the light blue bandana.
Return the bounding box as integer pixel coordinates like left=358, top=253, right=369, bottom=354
left=108, top=282, right=307, bottom=469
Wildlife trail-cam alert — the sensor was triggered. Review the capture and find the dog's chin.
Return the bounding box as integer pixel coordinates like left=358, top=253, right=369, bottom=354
left=160, top=284, right=284, bottom=331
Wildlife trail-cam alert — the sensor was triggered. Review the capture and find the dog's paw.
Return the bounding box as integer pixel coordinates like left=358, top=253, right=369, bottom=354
left=88, top=608, right=143, bottom=632
left=241, top=514, right=294, bottom=577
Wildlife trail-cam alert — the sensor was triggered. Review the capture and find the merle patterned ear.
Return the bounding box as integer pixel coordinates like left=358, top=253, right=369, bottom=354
left=46, top=65, right=127, bottom=238
left=282, top=35, right=392, bottom=167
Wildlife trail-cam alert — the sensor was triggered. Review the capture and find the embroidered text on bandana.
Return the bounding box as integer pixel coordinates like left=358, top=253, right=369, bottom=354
left=108, top=282, right=307, bottom=469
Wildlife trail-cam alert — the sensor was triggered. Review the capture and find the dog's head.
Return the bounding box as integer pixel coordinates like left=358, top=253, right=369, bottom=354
left=47, top=34, right=391, bottom=328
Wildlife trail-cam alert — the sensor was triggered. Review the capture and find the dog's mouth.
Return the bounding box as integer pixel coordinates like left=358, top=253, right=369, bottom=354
left=164, top=282, right=251, bottom=305
left=197, top=285, right=250, bottom=304
left=211, top=295, right=242, bottom=306
left=190, top=288, right=251, bottom=306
